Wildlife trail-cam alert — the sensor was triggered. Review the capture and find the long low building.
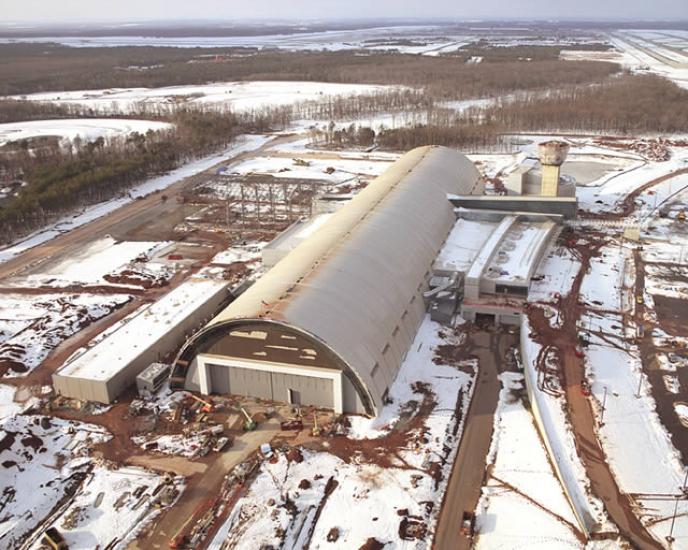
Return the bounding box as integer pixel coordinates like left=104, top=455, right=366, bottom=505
left=171, top=146, right=483, bottom=416
left=53, top=276, right=230, bottom=403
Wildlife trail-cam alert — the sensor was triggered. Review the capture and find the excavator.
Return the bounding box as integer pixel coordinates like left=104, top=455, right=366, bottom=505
left=240, top=407, right=257, bottom=431
left=190, top=394, right=215, bottom=414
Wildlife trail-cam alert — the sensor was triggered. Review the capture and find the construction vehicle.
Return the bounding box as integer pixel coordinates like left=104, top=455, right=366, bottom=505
left=312, top=412, right=321, bottom=437
left=460, top=511, right=475, bottom=537
left=280, top=418, right=304, bottom=431
left=678, top=211, right=686, bottom=222
left=190, top=394, right=215, bottom=414
left=580, top=380, right=592, bottom=397
left=240, top=407, right=257, bottom=431
left=43, top=527, right=69, bottom=550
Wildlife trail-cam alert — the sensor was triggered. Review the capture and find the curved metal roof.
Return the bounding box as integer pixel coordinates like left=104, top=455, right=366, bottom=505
left=197, top=145, right=482, bottom=413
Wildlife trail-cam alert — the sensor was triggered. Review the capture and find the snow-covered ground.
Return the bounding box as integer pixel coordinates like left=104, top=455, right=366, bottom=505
left=222, top=154, right=395, bottom=185
left=0, top=26, right=463, bottom=53
left=520, top=319, right=611, bottom=534
left=609, top=32, right=688, bottom=90
left=15, top=237, right=171, bottom=288
left=0, top=118, right=171, bottom=147
left=0, top=293, right=131, bottom=376
left=583, top=332, right=688, bottom=545
left=27, top=465, right=184, bottom=550
left=13, top=81, right=394, bottom=114
left=475, top=373, right=583, bottom=549
left=0, top=133, right=270, bottom=264
left=579, top=244, right=630, bottom=311
left=0, top=415, right=110, bottom=548
left=578, top=239, right=688, bottom=545
left=210, top=317, right=476, bottom=549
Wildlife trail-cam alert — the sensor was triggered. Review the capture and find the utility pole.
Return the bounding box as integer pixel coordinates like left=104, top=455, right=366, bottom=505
left=636, top=373, right=643, bottom=398
left=666, top=471, right=686, bottom=546
left=600, top=386, right=608, bottom=425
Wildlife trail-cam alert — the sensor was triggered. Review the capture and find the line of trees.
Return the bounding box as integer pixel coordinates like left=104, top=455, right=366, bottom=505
left=1, top=43, right=619, bottom=100
left=482, top=74, right=688, bottom=134
left=0, top=108, right=263, bottom=242
left=372, top=73, right=688, bottom=152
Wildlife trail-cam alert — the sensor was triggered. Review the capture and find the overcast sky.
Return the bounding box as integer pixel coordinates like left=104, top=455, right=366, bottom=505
left=3, top=0, right=686, bottom=23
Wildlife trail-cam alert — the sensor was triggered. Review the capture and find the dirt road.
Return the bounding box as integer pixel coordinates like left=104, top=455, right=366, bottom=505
left=433, top=327, right=516, bottom=550
left=529, top=235, right=660, bottom=549
left=129, top=419, right=281, bottom=550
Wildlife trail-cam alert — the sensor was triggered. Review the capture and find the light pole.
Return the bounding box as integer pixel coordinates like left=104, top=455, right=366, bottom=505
left=636, top=373, right=643, bottom=398
left=600, top=386, right=608, bottom=426
left=666, top=469, right=688, bottom=544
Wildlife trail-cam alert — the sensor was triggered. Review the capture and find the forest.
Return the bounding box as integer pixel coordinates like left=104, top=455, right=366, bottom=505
left=1, top=39, right=684, bottom=243
left=0, top=43, right=619, bottom=98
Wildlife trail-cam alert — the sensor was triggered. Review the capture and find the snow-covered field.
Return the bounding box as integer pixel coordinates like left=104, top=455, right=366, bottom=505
left=584, top=333, right=688, bottom=545
left=222, top=153, right=395, bottom=186
left=15, top=237, right=171, bottom=288
left=0, top=26, right=467, bottom=53
left=0, top=415, right=110, bottom=548
left=0, top=293, right=131, bottom=376
left=609, top=31, right=688, bottom=90
left=0, top=118, right=172, bottom=147
left=28, top=466, right=183, bottom=550
left=475, top=373, right=583, bottom=549
left=13, top=81, right=394, bottom=114
left=210, top=317, right=476, bottom=549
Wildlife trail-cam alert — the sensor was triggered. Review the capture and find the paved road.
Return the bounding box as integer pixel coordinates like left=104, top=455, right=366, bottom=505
left=0, top=135, right=291, bottom=281
left=433, top=328, right=516, bottom=550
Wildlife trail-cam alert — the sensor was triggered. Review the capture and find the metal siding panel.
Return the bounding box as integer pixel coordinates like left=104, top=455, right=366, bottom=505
left=271, top=372, right=333, bottom=409
left=208, top=364, right=231, bottom=394
left=229, top=366, right=272, bottom=399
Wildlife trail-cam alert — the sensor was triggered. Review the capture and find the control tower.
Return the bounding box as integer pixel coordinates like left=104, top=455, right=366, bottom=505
left=538, top=141, right=570, bottom=197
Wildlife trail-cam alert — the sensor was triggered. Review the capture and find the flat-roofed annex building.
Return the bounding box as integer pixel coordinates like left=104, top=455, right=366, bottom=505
left=172, top=146, right=483, bottom=416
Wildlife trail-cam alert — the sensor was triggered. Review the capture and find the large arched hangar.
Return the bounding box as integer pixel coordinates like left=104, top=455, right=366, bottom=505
left=171, top=145, right=483, bottom=416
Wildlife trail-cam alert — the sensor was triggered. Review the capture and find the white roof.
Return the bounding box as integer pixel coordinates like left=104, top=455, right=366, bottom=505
left=467, top=216, right=516, bottom=283
left=488, top=221, right=556, bottom=284
left=58, top=278, right=227, bottom=381
left=434, top=218, right=497, bottom=274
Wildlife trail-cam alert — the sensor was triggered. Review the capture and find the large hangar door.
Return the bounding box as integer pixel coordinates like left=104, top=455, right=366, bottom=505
left=204, top=359, right=336, bottom=410
left=271, top=372, right=334, bottom=409
left=207, top=364, right=272, bottom=399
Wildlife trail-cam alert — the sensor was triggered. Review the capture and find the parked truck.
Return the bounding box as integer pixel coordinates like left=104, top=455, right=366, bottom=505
left=460, top=511, right=475, bottom=537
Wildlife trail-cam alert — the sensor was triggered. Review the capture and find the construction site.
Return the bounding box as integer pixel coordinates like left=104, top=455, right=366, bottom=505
left=2, top=24, right=688, bottom=546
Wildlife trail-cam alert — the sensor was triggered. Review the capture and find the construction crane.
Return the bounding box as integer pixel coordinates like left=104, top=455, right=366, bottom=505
left=240, top=407, right=257, bottom=431
left=190, top=394, right=215, bottom=413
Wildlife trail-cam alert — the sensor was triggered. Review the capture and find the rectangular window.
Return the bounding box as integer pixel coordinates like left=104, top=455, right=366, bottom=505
left=382, top=343, right=390, bottom=355
left=392, top=326, right=400, bottom=337
left=371, top=363, right=379, bottom=378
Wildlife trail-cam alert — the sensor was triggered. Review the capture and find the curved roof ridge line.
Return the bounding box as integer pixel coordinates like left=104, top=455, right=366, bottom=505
left=261, top=146, right=434, bottom=317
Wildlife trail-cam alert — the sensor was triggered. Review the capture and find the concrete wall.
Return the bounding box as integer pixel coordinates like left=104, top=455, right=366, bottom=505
left=450, top=196, right=578, bottom=219
left=520, top=317, right=598, bottom=536
left=460, top=304, right=522, bottom=325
